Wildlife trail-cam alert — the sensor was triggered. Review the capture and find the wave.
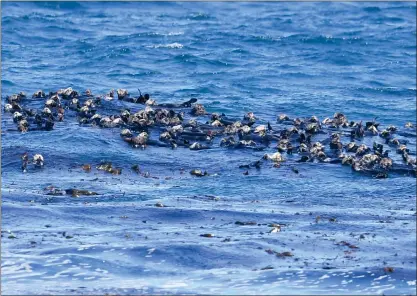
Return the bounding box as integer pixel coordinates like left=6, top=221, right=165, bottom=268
left=185, top=13, right=215, bottom=21
left=147, top=43, right=184, bottom=49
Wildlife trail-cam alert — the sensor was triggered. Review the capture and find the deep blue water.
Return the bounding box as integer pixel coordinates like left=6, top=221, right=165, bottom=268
left=1, top=2, right=416, bottom=295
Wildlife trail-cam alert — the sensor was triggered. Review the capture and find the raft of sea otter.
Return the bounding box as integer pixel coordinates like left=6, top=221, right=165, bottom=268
left=3, top=87, right=417, bottom=178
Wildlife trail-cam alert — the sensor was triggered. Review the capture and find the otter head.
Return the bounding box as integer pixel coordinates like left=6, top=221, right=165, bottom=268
left=356, top=144, right=369, bottom=156
left=112, top=117, right=123, bottom=126
left=346, top=142, right=357, bottom=152
left=387, top=125, right=397, bottom=132
left=79, top=117, right=89, bottom=125
left=138, top=131, right=149, bottom=139
left=254, top=125, right=266, bottom=135
left=240, top=125, right=251, bottom=135
left=317, top=151, right=326, bottom=160
left=288, top=126, right=299, bottom=135
left=224, top=124, right=237, bottom=135
left=4, top=104, right=13, bottom=113
left=33, top=154, right=44, bottom=167
left=117, top=89, right=129, bottom=100
left=145, top=106, right=155, bottom=115
left=379, top=157, right=393, bottom=170
left=306, top=123, right=319, bottom=134
left=61, top=87, right=78, bottom=99
left=145, top=99, right=156, bottom=106
left=322, top=117, right=332, bottom=125
left=84, top=99, right=96, bottom=108
left=70, top=97, right=79, bottom=106
left=389, top=138, right=400, bottom=146
left=368, top=125, right=378, bottom=134
left=13, top=111, right=24, bottom=122
left=91, top=114, right=102, bottom=124
left=244, top=112, right=256, bottom=123
left=310, top=116, right=319, bottom=123
left=159, top=131, right=172, bottom=141
left=211, top=113, right=221, bottom=121
left=98, top=117, right=112, bottom=127
left=120, top=110, right=131, bottom=121
left=189, top=142, right=202, bottom=150
left=18, top=119, right=29, bottom=133
left=191, top=104, right=206, bottom=116
left=171, top=124, right=184, bottom=135
left=211, top=120, right=223, bottom=127
left=349, top=121, right=357, bottom=127
left=120, top=129, right=133, bottom=138
left=380, top=130, right=390, bottom=138
left=341, top=155, right=354, bottom=165
left=32, top=90, right=46, bottom=98
left=220, top=137, right=235, bottom=147
left=45, top=99, right=57, bottom=108
left=331, top=133, right=340, bottom=141
left=405, top=122, right=414, bottom=129
left=57, top=113, right=64, bottom=122
left=397, top=145, right=409, bottom=155
left=299, top=143, right=308, bottom=153
left=278, top=114, right=289, bottom=122
left=277, top=141, right=288, bottom=153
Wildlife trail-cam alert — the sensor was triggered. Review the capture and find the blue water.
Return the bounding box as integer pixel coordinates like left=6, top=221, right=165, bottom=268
left=1, top=2, right=416, bottom=295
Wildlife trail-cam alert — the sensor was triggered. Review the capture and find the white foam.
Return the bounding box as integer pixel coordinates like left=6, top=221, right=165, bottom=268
left=148, top=43, right=184, bottom=49
left=319, top=274, right=330, bottom=280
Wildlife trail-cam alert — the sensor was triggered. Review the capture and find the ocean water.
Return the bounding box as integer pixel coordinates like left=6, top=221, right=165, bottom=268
left=1, top=1, right=416, bottom=295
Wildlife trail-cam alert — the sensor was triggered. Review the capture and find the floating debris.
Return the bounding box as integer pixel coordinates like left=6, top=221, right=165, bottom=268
left=131, top=164, right=141, bottom=174
left=82, top=164, right=91, bottom=172
left=97, top=162, right=112, bottom=171
left=235, top=221, right=257, bottom=226
left=65, top=189, right=99, bottom=197
left=96, top=162, right=122, bottom=175
left=265, top=249, right=293, bottom=258
left=336, top=241, right=359, bottom=249
left=276, top=251, right=293, bottom=258
left=45, top=188, right=64, bottom=196
left=190, top=169, right=208, bottom=177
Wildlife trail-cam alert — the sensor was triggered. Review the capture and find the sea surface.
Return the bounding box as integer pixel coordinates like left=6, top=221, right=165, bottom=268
left=1, top=2, right=416, bottom=295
